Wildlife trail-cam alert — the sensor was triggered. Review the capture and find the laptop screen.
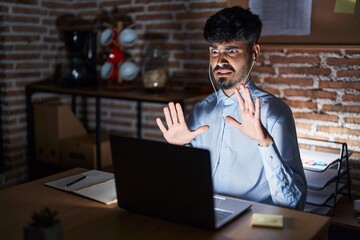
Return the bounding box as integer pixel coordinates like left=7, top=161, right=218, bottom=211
left=110, top=135, right=217, bottom=229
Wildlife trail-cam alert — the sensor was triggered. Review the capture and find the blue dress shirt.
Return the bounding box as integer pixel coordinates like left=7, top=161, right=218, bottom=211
left=188, top=80, right=307, bottom=210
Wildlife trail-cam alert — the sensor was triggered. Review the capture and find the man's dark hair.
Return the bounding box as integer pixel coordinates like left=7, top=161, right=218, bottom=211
left=203, top=6, right=262, bottom=45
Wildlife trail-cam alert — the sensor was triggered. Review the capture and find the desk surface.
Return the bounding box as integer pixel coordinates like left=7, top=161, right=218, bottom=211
left=0, top=168, right=330, bottom=240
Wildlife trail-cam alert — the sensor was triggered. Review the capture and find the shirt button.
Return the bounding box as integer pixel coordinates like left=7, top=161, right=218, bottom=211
left=269, top=155, right=273, bottom=160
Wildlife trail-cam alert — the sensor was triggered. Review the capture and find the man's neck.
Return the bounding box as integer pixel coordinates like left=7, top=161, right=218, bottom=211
left=222, top=78, right=251, bottom=97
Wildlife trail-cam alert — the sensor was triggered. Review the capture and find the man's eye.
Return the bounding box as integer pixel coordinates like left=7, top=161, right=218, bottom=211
left=228, top=49, right=237, bottom=54
left=211, top=49, right=219, bottom=55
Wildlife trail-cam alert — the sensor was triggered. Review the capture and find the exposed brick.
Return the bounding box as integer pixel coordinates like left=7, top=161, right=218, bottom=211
left=136, top=0, right=169, bottom=3
left=345, top=49, right=360, bottom=55
left=343, top=94, right=360, bottom=102
left=173, top=32, right=203, bottom=41
left=7, top=136, right=27, bottom=148
left=322, top=104, right=360, bottom=114
left=315, top=146, right=343, bottom=155
left=285, top=47, right=342, bottom=54
left=284, top=89, right=336, bottom=100
left=2, top=15, right=40, bottom=23
left=148, top=3, right=186, bottom=12
left=319, top=80, right=360, bottom=90
left=326, top=57, right=360, bottom=66
left=12, top=26, right=47, bottom=33
left=72, top=1, right=98, bottom=9
left=334, top=138, right=360, bottom=148
left=172, top=71, right=207, bottom=79
left=317, top=126, right=360, bottom=136
left=12, top=6, right=47, bottom=15
left=186, top=22, right=205, bottom=31
left=42, top=1, right=71, bottom=9
left=4, top=126, right=27, bottom=136
left=174, top=52, right=207, bottom=60
left=5, top=71, right=41, bottom=79
left=4, top=34, right=40, bottom=42
left=184, top=62, right=208, bottom=70
left=293, top=112, right=339, bottom=122
left=295, top=122, right=312, bottom=130
left=0, top=25, right=10, bottom=33
left=253, top=66, right=275, bottom=74
left=143, top=132, right=163, bottom=141
left=16, top=62, right=49, bottom=70
left=0, top=5, right=9, bottom=12
left=284, top=99, right=317, bottom=109
left=297, top=133, right=329, bottom=141
left=337, top=69, right=360, bottom=78
left=270, top=56, right=320, bottom=64
left=99, top=0, right=134, bottom=8
left=147, top=22, right=182, bottom=31
left=261, top=86, right=280, bottom=96
left=3, top=53, right=40, bottom=60
left=279, top=67, right=331, bottom=76
left=190, top=2, right=227, bottom=9
left=1, top=0, right=38, bottom=4
left=136, top=13, right=172, bottom=21
left=344, top=117, right=360, bottom=124
left=3, top=63, right=14, bottom=70
left=259, top=45, right=287, bottom=52
left=176, top=11, right=213, bottom=21
left=14, top=44, right=49, bottom=51
left=263, top=77, right=314, bottom=86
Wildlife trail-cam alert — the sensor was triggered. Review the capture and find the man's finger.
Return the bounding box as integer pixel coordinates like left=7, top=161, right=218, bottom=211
left=156, top=118, right=167, bottom=133
left=163, top=106, right=173, bottom=126
left=244, top=87, right=254, bottom=113
left=175, top=103, right=186, bottom=124
left=235, top=86, right=245, bottom=111
left=225, top=116, right=243, bottom=131
left=168, top=102, right=179, bottom=124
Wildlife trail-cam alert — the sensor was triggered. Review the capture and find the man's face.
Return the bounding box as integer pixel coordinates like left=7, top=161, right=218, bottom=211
left=209, top=40, right=255, bottom=93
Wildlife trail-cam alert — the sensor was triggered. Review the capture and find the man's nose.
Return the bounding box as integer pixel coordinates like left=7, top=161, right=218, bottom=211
left=216, top=52, right=229, bottom=66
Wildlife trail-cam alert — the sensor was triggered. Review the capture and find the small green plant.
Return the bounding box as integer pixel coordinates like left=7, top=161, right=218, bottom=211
left=29, top=207, right=60, bottom=228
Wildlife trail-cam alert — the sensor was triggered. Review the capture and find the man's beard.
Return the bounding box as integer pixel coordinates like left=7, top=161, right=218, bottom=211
left=212, top=65, right=239, bottom=90
left=213, top=63, right=252, bottom=90
left=216, top=77, right=238, bottom=90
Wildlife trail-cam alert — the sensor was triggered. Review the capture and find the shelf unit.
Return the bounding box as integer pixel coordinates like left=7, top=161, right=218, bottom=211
left=299, top=138, right=352, bottom=216
left=25, top=80, right=208, bottom=179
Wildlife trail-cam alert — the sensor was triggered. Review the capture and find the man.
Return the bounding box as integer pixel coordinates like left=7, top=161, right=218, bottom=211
left=156, top=6, right=307, bottom=210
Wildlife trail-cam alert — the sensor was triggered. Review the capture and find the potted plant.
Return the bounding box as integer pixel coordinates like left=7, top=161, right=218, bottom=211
left=24, top=207, right=63, bottom=240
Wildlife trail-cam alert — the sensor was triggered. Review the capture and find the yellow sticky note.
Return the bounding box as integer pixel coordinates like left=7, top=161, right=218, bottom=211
left=334, top=0, right=356, bottom=14
left=251, top=213, right=283, bottom=228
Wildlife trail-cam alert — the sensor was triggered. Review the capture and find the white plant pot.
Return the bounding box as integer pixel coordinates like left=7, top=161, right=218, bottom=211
left=23, top=222, right=63, bottom=240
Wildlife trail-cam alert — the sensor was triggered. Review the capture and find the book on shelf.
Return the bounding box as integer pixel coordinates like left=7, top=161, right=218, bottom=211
left=300, top=149, right=340, bottom=171
left=45, top=170, right=117, bottom=205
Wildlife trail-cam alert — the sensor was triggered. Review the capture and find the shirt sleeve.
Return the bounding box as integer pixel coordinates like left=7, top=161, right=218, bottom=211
left=258, top=109, right=307, bottom=210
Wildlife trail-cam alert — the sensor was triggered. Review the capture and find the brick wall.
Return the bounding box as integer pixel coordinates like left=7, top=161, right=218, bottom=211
left=1, top=1, right=359, bottom=197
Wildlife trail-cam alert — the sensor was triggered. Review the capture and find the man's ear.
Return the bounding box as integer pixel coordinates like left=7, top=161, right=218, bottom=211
left=252, top=44, right=260, bottom=61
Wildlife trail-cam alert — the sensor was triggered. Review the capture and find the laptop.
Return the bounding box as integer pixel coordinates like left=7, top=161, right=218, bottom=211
left=109, top=135, right=252, bottom=230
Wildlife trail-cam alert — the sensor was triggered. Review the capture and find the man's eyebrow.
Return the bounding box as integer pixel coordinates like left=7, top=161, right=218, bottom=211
left=224, top=45, right=241, bottom=50
left=208, top=44, right=242, bottom=50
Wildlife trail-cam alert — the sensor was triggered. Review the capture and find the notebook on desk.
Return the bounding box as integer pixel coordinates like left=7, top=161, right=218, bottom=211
left=109, top=135, right=252, bottom=230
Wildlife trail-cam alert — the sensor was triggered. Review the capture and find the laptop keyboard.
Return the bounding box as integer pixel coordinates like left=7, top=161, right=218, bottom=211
left=214, top=209, right=232, bottom=222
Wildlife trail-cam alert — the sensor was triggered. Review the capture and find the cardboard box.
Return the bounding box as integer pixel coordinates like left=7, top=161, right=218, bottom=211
left=33, top=99, right=87, bottom=165
left=60, top=133, right=112, bottom=169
